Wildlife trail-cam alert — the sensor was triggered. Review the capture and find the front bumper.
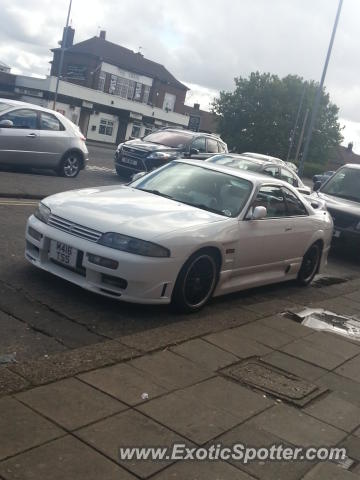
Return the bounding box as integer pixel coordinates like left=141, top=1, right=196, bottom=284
left=332, top=227, right=360, bottom=247
left=25, top=215, right=181, bottom=304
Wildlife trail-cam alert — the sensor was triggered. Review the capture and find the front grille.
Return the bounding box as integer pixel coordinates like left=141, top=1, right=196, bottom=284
left=47, top=214, right=102, bottom=242
left=122, top=146, right=148, bottom=160
left=327, top=208, right=357, bottom=229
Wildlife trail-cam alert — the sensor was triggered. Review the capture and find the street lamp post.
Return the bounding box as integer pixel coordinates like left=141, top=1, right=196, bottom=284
left=53, top=0, right=73, bottom=111
left=298, top=0, right=343, bottom=177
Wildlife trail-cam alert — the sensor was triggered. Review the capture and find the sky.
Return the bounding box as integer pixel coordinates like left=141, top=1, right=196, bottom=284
left=0, top=0, right=359, bottom=150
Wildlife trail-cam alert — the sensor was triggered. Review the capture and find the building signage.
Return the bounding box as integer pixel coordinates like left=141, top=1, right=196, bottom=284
left=82, top=100, right=93, bottom=109
left=66, top=64, right=87, bottom=80
left=188, top=115, right=201, bottom=132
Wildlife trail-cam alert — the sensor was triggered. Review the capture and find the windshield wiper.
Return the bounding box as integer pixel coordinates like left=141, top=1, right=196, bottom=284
left=138, top=188, right=174, bottom=200
left=179, top=200, right=226, bottom=216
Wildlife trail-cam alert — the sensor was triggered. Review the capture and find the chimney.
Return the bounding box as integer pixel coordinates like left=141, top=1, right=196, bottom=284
left=61, top=26, right=75, bottom=48
left=194, top=103, right=200, bottom=110
left=99, top=30, right=106, bottom=40
left=347, top=142, right=353, bottom=152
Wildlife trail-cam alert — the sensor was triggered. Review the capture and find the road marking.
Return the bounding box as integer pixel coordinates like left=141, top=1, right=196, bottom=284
left=87, top=165, right=115, bottom=173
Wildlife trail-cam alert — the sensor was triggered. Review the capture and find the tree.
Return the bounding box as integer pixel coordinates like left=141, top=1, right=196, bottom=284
left=212, top=72, right=343, bottom=166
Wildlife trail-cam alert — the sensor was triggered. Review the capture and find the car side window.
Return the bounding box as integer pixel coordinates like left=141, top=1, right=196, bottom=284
left=191, top=137, right=206, bottom=153
left=263, top=166, right=280, bottom=178
left=283, top=188, right=308, bottom=216
left=40, top=112, right=65, bottom=131
left=218, top=142, right=226, bottom=153
left=0, top=109, right=38, bottom=129
left=206, top=138, right=219, bottom=153
left=281, top=168, right=298, bottom=187
left=253, top=186, right=287, bottom=218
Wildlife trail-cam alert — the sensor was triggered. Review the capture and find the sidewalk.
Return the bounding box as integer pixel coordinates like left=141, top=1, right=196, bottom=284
left=1, top=280, right=360, bottom=479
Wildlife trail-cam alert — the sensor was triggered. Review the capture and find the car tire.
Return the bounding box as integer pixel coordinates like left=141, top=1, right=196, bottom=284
left=115, top=165, right=133, bottom=180
left=57, top=152, right=82, bottom=178
left=171, top=249, right=219, bottom=313
left=297, top=242, right=321, bottom=286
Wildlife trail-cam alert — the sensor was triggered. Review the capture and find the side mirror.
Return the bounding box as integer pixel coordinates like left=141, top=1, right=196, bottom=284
left=313, top=181, right=322, bottom=192
left=252, top=206, right=267, bottom=220
left=189, top=148, right=199, bottom=156
left=0, top=119, right=13, bottom=128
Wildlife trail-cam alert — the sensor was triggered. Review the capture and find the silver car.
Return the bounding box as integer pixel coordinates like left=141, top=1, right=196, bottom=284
left=0, top=99, right=88, bottom=177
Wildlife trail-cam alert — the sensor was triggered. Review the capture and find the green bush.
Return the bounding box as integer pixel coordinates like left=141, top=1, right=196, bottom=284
left=302, top=162, right=325, bottom=179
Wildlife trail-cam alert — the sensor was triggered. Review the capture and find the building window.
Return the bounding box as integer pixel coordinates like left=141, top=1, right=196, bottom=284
left=142, top=85, right=150, bottom=104
left=163, top=92, right=176, bottom=112
left=98, top=71, right=106, bottom=92
left=99, top=119, right=114, bottom=136
left=131, top=122, right=142, bottom=138
left=144, top=125, right=153, bottom=136
left=134, top=83, right=142, bottom=101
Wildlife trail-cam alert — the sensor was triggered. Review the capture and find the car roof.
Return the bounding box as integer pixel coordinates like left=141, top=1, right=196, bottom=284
left=160, top=128, right=224, bottom=140
left=175, top=159, right=295, bottom=188
left=341, top=163, right=360, bottom=170
left=0, top=98, right=64, bottom=116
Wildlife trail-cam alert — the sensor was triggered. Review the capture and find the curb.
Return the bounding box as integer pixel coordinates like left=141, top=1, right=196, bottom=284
left=0, top=193, right=44, bottom=200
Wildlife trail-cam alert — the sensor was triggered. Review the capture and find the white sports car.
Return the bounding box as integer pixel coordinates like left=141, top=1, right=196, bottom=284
left=25, top=160, right=333, bottom=312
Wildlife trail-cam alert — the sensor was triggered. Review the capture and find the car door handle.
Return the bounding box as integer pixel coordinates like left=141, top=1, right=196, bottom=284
left=27, top=133, right=37, bottom=138
left=285, top=227, right=293, bottom=232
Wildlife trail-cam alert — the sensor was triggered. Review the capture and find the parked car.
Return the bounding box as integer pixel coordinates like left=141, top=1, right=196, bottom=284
left=114, top=128, right=228, bottom=178
left=312, top=164, right=360, bottom=247
left=313, top=170, right=335, bottom=187
left=0, top=99, right=88, bottom=177
left=241, top=152, right=286, bottom=166
left=26, top=160, right=332, bottom=312
left=285, top=161, right=299, bottom=173
left=206, top=154, right=311, bottom=195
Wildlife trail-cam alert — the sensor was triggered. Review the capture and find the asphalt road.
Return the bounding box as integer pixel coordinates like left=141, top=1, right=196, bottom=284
left=0, top=143, right=359, bottom=364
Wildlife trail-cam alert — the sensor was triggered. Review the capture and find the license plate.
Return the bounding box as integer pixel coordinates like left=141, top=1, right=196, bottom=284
left=49, top=241, right=77, bottom=267
left=333, top=229, right=341, bottom=238
left=122, top=157, right=138, bottom=166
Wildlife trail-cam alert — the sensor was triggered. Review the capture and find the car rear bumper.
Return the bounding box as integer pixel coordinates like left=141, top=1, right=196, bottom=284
left=25, top=215, right=181, bottom=304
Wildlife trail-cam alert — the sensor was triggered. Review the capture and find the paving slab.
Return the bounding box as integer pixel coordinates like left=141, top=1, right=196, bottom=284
left=170, top=338, right=238, bottom=371
left=151, top=461, right=256, bottom=479
left=304, top=392, right=360, bottom=432
left=230, top=321, right=294, bottom=348
left=216, top=421, right=314, bottom=480
left=335, top=356, right=360, bottom=384
left=204, top=329, right=272, bottom=358
left=344, top=291, right=360, bottom=303
left=316, top=373, right=360, bottom=408
left=139, top=377, right=271, bottom=445
left=78, top=362, right=169, bottom=406
left=304, top=332, right=360, bottom=361
left=16, top=377, right=126, bottom=431
left=76, top=409, right=189, bottom=478
left=252, top=404, right=347, bottom=447
left=0, top=435, right=135, bottom=480
left=339, top=436, right=360, bottom=462
left=129, top=350, right=212, bottom=389
left=260, top=351, right=327, bottom=381
left=0, top=396, right=64, bottom=461
left=10, top=341, right=137, bottom=386
left=302, top=461, right=360, bottom=479
left=311, top=297, right=360, bottom=317
left=280, top=338, right=347, bottom=370
left=0, top=368, right=29, bottom=397
left=257, top=315, right=313, bottom=338
left=243, top=299, right=301, bottom=316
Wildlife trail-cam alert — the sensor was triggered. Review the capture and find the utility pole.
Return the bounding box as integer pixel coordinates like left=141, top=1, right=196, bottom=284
left=298, top=0, right=343, bottom=177
left=286, top=85, right=306, bottom=162
left=294, top=108, right=310, bottom=164
left=53, top=0, right=72, bottom=111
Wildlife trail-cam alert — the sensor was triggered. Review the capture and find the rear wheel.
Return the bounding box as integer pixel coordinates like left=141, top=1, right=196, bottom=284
left=171, top=250, right=219, bottom=313
left=297, top=243, right=321, bottom=286
left=57, top=152, right=81, bottom=178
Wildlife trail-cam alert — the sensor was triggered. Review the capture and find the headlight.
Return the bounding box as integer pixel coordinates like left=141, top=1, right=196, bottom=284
left=34, top=203, right=51, bottom=224
left=98, top=232, right=170, bottom=257
left=116, top=143, right=124, bottom=152
left=147, top=151, right=175, bottom=160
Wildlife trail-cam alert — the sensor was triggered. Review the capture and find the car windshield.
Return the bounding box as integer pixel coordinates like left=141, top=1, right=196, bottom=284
left=142, top=130, right=194, bottom=148
left=208, top=155, right=262, bottom=173
left=132, top=162, right=253, bottom=217
left=0, top=102, right=11, bottom=112
left=321, top=167, right=360, bottom=203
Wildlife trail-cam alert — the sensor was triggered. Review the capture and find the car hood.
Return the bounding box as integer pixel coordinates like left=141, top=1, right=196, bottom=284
left=123, top=139, right=180, bottom=153
left=315, top=191, right=360, bottom=216
left=43, top=186, right=226, bottom=240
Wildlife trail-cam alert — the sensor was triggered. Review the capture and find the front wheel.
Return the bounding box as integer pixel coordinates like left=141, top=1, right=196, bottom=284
left=171, top=250, right=219, bottom=313
left=297, top=243, right=321, bottom=286
left=57, top=152, right=81, bottom=178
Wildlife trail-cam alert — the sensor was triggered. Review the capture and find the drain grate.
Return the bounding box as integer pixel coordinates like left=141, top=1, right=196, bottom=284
left=312, top=276, right=348, bottom=288
left=221, top=359, right=327, bottom=407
